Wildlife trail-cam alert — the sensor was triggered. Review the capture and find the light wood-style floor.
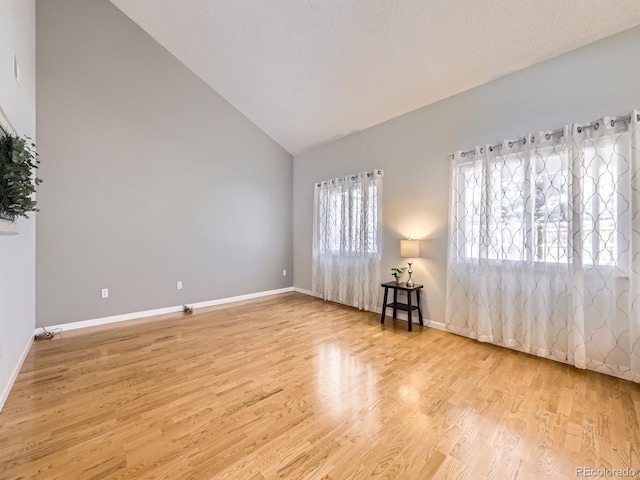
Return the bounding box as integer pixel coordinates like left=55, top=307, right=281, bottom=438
left=1, top=293, right=639, bottom=479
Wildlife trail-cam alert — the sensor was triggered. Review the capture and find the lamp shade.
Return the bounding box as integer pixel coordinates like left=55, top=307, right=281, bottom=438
left=400, top=239, right=419, bottom=258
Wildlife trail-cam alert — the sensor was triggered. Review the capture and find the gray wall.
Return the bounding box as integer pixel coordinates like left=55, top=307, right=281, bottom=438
left=0, top=0, right=36, bottom=409
left=36, top=0, right=293, bottom=327
left=293, top=25, right=640, bottom=324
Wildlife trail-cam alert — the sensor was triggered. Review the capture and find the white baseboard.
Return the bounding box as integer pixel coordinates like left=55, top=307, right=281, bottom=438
left=35, top=287, right=295, bottom=335
left=34, top=283, right=444, bottom=339
left=374, top=307, right=446, bottom=331
left=426, top=320, right=446, bottom=331
left=293, top=287, right=446, bottom=331
left=0, top=334, right=33, bottom=413
left=293, top=287, right=314, bottom=296
left=193, top=287, right=294, bottom=308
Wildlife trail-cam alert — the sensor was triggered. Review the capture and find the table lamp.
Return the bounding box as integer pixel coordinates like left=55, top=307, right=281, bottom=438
left=401, top=239, right=419, bottom=287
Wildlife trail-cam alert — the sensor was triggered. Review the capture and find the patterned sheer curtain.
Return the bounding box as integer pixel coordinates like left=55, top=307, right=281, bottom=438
left=446, top=111, right=640, bottom=382
left=312, top=170, right=383, bottom=311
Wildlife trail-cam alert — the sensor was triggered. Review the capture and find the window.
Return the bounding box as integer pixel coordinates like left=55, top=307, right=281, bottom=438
left=312, top=170, right=383, bottom=312
left=316, top=183, right=379, bottom=255
left=456, top=144, right=623, bottom=269
left=446, top=112, right=640, bottom=383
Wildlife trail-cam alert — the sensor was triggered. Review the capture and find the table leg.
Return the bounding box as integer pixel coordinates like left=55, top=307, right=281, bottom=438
left=381, top=287, right=388, bottom=324
left=407, top=290, right=413, bottom=332
left=392, top=289, right=398, bottom=318
left=417, top=290, right=424, bottom=326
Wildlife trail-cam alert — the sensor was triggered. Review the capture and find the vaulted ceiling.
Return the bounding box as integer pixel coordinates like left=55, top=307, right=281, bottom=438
left=109, top=0, right=640, bottom=155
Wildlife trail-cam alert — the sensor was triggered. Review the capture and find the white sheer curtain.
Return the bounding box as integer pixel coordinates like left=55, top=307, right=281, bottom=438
left=446, top=111, right=640, bottom=382
left=312, top=170, right=383, bottom=311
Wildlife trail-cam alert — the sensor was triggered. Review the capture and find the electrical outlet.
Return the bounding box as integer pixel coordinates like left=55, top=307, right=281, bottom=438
left=282, top=269, right=287, bottom=276
left=177, top=281, right=183, bottom=290
left=101, top=288, right=109, bottom=299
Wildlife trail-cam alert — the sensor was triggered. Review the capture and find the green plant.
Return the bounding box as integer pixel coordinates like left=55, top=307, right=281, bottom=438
left=391, top=267, right=407, bottom=278
left=0, top=134, right=41, bottom=220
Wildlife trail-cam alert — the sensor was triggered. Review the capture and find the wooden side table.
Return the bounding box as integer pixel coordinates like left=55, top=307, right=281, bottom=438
left=380, top=281, right=424, bottom=332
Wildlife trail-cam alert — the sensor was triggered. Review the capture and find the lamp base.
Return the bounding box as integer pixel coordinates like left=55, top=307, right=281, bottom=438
left=406, top=261, right=414, bottom=287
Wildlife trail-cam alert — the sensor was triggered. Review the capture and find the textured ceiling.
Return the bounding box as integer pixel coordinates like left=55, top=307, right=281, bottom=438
left=109, top=0, right=640, bottom=155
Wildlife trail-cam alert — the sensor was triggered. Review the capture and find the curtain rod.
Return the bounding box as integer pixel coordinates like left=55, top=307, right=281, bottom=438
left=454, top=114, right=632, bottom=159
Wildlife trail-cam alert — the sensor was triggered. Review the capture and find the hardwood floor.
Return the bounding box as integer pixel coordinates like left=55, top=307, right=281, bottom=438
left=0, top=292, right=639, bottom=479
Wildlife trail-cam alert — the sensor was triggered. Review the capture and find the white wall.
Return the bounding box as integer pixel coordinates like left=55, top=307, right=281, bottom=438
left=0, top=0, right=37, bottom=410
left=293, top=25, right=640, bottom=324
